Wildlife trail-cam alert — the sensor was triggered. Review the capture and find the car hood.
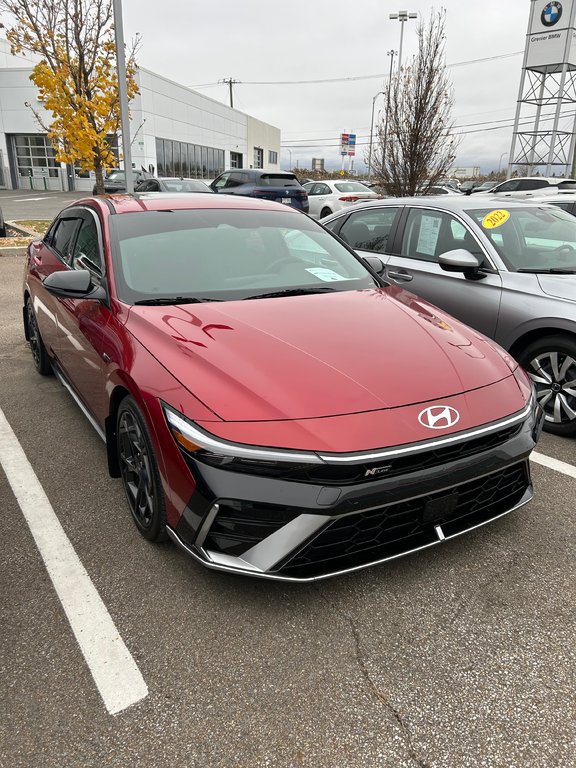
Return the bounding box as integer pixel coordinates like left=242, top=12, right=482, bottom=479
left=537, top=274, right=576, bottom=301
left=126, top=287, right=513, bottom=422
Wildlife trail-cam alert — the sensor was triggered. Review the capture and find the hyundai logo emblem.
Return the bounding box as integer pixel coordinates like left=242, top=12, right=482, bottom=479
left=542, top=1, right=562, bottom=26
left=418, top=405, right=460, bottom=430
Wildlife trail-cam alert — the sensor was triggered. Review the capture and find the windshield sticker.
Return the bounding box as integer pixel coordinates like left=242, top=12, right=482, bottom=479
left=306, top=267, right=347, bottom=282
left=416, top=215, right=441, bottom=256
left=482, top=209, right=510, bottom=229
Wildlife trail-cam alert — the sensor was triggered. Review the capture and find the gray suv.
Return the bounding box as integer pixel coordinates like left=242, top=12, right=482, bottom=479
left=323, top=197, right=576, bottom=436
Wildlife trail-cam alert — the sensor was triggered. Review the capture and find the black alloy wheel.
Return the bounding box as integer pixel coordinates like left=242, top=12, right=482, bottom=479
left=117, top=396, right=167, bottom=541
left=26, top=297, right=52, bottom=375
left=520, top=335, right=576, bottom=436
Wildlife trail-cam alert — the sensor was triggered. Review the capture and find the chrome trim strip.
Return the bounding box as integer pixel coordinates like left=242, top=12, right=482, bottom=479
left=317, top=401, right=533, bottom=464
left=239, top=513, right=331, bottom=571
left=53, top=365, right=106, bottom=442
left=165, top=486, right=533, bottom=583
left=194, top=502, right=220, bottom=548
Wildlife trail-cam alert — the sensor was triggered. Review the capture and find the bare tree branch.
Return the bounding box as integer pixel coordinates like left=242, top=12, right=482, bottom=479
left=371, top=9, right=460, bottom=196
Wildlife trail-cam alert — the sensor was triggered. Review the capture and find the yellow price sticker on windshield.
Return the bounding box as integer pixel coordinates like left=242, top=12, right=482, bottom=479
left=482, top=209, right=510, bottom=229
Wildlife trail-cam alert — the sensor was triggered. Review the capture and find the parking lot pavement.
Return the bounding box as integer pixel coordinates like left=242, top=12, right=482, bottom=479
left=0, top=189, right=88, bottom=221
left=1, top=251, right=575, bottom=768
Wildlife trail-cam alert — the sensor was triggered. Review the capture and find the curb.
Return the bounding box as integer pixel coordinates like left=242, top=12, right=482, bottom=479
left=0, top=247, right=27, bottom=257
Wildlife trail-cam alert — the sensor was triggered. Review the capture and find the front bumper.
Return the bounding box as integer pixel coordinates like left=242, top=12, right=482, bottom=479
left=167, top=401, right=543, bottom=581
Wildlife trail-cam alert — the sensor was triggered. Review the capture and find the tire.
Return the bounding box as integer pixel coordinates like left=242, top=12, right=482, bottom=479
left=320, top=207, right=332, bottom=219
left=25, top=297, right=52, bottom=375
left=117, top=396, right=168, bottom=541
left=518, top=335, right=576, bottom=436
left=0, top=225, right=6, bottom=238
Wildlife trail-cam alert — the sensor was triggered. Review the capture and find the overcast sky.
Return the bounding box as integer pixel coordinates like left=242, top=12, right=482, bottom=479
left=121, top=0, right=531, bottom=174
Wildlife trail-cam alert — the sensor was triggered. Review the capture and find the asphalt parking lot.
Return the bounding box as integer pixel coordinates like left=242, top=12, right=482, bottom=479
left=1, top=197, right=575, bottom=767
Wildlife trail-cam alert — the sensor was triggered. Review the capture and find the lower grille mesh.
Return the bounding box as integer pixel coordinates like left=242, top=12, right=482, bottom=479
left=278, top=462, right=530, bottom=578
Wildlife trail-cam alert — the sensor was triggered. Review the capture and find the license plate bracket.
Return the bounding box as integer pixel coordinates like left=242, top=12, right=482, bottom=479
left=422, top=491, right=459, bottom=524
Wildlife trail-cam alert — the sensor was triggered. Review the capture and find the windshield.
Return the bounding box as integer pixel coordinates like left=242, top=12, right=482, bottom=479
left=466, top=206, right=576, bottom=272
left=162, top=179, right=210, bottom=192
left=107, top=170, right=125, bottom=180
left=109, top=208, right=377, bottom=304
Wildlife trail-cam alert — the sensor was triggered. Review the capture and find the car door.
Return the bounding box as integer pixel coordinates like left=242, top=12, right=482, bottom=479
left=304, top=183, right=329, bottom=219
left=56, top=208, right=111, bottom=423
left=386, top=206, right=503, bottom=338
left=28, top=212, right=83, bottom=359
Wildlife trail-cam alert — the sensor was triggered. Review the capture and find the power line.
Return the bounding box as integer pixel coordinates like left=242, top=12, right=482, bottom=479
left=188, top=51, right=523, bottom=89
left=279, top=110, right=576, bottom=149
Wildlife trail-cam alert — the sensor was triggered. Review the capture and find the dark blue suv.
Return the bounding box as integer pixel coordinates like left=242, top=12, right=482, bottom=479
left=210, top=170, right=309, bottom=213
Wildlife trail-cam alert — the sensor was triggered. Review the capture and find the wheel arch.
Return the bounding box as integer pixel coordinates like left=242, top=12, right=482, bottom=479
left=508, top=323, right=576, bottom=360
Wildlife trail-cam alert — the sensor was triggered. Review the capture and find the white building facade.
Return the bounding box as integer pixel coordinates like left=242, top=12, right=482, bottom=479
left=0, top=40, right=280, bottom=192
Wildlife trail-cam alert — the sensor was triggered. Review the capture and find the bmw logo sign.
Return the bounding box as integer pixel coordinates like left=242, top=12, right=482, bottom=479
left=541, top=1, right=563, bottom=26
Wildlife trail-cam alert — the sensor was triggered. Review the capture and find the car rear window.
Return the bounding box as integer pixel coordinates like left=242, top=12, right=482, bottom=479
left=259, top=174, right=299, bottom=186
left=334, top=182, right=373, bottom=193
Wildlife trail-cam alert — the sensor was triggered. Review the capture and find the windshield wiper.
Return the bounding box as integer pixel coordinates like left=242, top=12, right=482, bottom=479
left=516, top=268, right=576, bottom=274
left=134, top=296, right=219, bottom=305
left=243, top=287, right=339, bottom=300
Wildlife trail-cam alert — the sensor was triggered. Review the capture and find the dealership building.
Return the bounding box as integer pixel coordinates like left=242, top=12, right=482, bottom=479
left=0, top=39, right=281, bottom=192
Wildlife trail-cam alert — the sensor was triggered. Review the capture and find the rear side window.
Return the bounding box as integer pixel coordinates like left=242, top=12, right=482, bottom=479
left=339, top=208, right=400, bottom=253
left=519, top=179, right=550, bottom=191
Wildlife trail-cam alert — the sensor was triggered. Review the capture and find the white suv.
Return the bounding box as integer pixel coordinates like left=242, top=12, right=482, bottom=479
left=475, top=177, right=576, bottom=199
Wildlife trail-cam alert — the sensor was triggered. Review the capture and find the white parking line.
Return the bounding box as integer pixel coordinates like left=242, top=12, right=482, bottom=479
left=0, top=407, right=148, bottom=715
left=531, top=450, right=576, bottom=479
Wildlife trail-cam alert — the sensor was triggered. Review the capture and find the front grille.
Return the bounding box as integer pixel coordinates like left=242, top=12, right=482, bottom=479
left=277, top=462, right=530, bottom=578
left=196, top=423, right=522, bottom=486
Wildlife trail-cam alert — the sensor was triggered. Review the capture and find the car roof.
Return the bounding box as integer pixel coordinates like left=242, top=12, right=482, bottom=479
left=323, top=195, right=559, bottom=215
left=77, top=193, right=299, bottom=215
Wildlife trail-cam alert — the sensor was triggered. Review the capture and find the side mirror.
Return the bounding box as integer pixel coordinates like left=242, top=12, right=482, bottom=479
left=438, top=249, right=485, bottom=280
left=43, top=269, right=107, bottom=300
left=362, top=255, right=385, bottom=275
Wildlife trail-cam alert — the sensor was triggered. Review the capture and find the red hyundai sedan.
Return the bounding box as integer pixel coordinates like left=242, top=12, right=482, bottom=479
left=23, top=193, right=543, bottom=581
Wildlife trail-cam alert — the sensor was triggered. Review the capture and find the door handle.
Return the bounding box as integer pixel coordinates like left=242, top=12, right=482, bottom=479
left=387, top=270, right=413, bottom=282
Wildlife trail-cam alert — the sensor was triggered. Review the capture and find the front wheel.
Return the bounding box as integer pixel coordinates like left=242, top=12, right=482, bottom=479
left=117, top=396, right=167, bottom=541
left=26, top=297, right=52, bottom=375
left=519, top=335, right=576, bottom=436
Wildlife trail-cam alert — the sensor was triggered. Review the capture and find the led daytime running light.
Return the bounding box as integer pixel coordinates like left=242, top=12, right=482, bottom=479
left=163, top=405, right=324, bottom=464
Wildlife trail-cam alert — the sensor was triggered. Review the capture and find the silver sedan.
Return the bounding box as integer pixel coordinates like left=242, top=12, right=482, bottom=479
left=322, top=196, right=576, bottom=436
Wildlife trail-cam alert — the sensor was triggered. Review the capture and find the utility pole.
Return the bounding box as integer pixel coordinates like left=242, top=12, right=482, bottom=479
left=219, top=78, right=240, bottom=108
left=113, top=0, right=133, bottom=192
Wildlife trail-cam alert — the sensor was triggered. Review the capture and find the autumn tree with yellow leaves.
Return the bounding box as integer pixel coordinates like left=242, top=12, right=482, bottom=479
left=0, top=0, right=139, bottom=193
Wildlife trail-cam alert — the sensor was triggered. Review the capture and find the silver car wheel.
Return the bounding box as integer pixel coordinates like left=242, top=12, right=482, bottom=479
left=527, top=351, right=576, bottom=424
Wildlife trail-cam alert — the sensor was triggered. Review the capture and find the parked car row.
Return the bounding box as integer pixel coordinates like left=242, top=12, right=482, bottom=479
left=23, top=188, right=544, bottom=582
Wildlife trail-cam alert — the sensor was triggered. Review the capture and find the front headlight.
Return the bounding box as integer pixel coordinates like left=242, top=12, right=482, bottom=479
left=162, top=403, right=324, bottom=465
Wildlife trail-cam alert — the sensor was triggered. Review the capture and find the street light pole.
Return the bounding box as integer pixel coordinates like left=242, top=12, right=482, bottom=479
left=113, top=0, right=133, bottom=193
left=498, top=152, right=508, bottom=174
left=286, top=148, right=292, bottom=170
left=381, top=50, right=397, bottom=174
left=368, top=91, right=384, bottom=179
left=389, top=10, right=417, bottom=71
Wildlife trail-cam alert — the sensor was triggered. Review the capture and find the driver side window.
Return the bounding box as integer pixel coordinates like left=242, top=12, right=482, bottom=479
left=71, top=215, right=103, bottom=277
